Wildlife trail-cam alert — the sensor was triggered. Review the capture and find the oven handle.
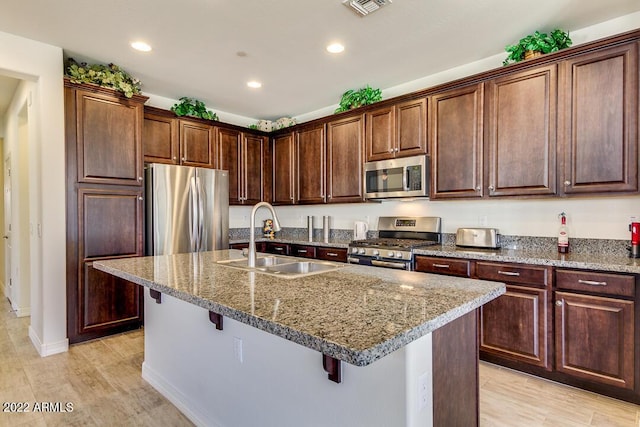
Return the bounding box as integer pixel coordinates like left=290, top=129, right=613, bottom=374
left=372, top=259, right=409, bottom=270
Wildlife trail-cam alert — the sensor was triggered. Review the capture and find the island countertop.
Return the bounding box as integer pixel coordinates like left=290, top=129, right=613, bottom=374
left=94, top=250, right=505, bottom=366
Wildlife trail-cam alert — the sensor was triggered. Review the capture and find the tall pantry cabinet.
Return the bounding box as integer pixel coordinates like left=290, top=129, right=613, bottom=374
left=65, top=80, right=146, bottom=343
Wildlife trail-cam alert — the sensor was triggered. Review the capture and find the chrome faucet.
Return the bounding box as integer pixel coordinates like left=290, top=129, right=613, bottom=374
left=248, top=202, right=281, bottom=268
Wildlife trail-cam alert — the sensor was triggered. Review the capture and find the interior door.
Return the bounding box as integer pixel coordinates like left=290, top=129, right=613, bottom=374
left=4, top=155, right=11, bottom=301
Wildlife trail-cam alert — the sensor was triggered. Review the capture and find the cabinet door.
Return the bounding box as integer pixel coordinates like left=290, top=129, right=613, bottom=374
left=430, top=84, right=484, bottom=199
left=179, top=120, right=216, bottom=168
left=290, top=244, right=316, bottom=258
left=217, top=128, right=242, bottom=203
left=72, top=187, right=144, bottom=342
left=487, top=65, right=557, bottom=196
left=414, top=256, right=471, bottom=277
left=480, top=285, right=550, bottom=369
left=326, top=114, right=365, bottom=203
left=316, top=247, right=348, bottom=263
left=244, top=134, right=266, bottom=204
left=296, top=125, right=326, bottom=204
left=75, top=90, right=143, bottom=186
left=559, top=42, right=638, bottom=194
left=365, top=105, right=396, bottom=161
left=272, top=133, right=295, bottom=205
left=264, top=242, right=289, bottom=255
left=396, top=97, right=428, bottom=157
left=143, top=112, right=179, bottom=164
left=555, top=292, right=634, bottom=389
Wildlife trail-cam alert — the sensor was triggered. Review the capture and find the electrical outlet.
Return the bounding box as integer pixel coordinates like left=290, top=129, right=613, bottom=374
left=418, top=372, right=429, bottom=410
left=233, top=337, right=243, bottom=363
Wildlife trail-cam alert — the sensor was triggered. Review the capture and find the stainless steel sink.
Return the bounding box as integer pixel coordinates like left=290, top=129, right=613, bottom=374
left=217, top=256, right=345, bottom=278
left=220, top=256, right=292, bottom=268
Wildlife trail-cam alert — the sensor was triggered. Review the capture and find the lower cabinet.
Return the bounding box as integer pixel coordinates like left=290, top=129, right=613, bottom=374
left=476, top=262, right=552, bottom=370
left=316, top=247, right=348, bottom=263
left=229, top=242, right=348, bottom=263
left=290, top=244, right=316, bottom=258
left=414, top=255, right=471, bottom=277
left=554, top=269, right=636, bottom=391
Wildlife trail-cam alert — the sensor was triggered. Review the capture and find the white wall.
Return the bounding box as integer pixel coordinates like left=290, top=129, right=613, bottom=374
left=0, top=30, right=67, bottom=356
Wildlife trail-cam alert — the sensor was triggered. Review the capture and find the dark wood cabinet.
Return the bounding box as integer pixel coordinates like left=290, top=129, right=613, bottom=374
left=476, top=262, right=552, bottom=370
left=290, top=244, right=317, bottom=258
left=217, top=127, right=241, bottom=202
left=74, top=89, right=144, bottom=186
left=179, top=119, right=216, bottom=168
left=243, top=133, right=267, bottom=204
left=486, top=65, right=557, bottom=196
left=430, top=83, right=484, bottom=199
left=326, top=114, right=365, bottom=203
left=316, top=247, right=348, bottom=263
left=264, top=242, right=289, bottom=255
left=365, top=98, right=427, bottom=161
left=296, top=124, right=326, bottom=204
left=143, top=111, right=179, bottom=164
left=414, top=255, right=471, bottom=277
left=272, top=133, right=296, bottom=205
left=554, top=269, right=636, bottom=390
left=559, top=42, right=639, bottom=195
left=65, top=80, right=146, bottom=344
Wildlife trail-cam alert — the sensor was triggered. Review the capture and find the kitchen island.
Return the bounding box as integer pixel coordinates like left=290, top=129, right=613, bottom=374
left=94, top=250, right=505, bottom=427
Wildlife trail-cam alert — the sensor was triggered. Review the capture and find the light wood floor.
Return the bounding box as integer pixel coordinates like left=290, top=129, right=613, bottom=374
left=1, top=298, right=639, bottom=426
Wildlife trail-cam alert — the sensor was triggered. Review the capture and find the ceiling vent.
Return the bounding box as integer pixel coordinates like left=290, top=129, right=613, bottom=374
left=343, top=0, right=391, bottom=16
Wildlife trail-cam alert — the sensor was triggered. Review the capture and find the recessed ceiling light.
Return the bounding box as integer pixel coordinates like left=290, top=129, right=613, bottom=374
left=326, top=43, right=345, bottom=54
left=131, top=41, right=152, bottom=52
left=247, top=81, right=262, bottom=88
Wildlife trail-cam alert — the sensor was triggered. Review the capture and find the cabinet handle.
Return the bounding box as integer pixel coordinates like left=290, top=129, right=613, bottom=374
left=564, top=180, right=571, bottom=186
left=394, top=148, right=399, bottom=152
left=498, top=270, right=520, bottom=276
left=138, top=176, right=143, bottom=181
left=274, top=247, right=284, bottom=251
left=476, top=186, right=481, bottom=191
left=182, top=157, right=186, bottom=161
left=138, top=196, right=143, bottom=201
left=432, top=264, right=450, bottom=269
left=326, top=252, right=338, bottom=257
left=173, top=156, right=177, bottom=160
left=297, top=249, right=308, bottom=254
left=388, top=149, right=394, bottom=153
left=488, top=185, right=495, bottom=191
left=328, top=195, right=332, bottom=199
left=556, top=300, right=563, bottom=306
left=577, top=279, right=607, bottom=286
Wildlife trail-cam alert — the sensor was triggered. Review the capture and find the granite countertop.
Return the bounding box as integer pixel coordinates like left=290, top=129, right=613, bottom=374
left=94, top=250, right=504, bottom=366
left=413, top=245, right=640, bottom=274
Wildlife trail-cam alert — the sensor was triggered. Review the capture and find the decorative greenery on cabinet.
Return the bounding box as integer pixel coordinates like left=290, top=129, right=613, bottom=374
left=503, top=29, right=572, bottom=65
left=335, top=85, right=382, bottom=113
left=64, top=58, right=142, bottom=98
left=171, top=97, right=219, bottom=121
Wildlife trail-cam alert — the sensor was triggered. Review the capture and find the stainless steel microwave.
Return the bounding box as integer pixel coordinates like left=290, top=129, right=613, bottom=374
left=364, top=155, right=429, bottom=199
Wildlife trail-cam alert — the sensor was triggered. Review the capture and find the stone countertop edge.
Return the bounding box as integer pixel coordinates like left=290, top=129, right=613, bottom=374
left=93, top=258, right=505, bottom=367
left=413, top=245, right=640, bottom=274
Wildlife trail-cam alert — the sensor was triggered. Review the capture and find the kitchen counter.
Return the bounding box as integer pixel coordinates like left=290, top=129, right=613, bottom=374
left=414, top=245, right=640, bottom=274
left=94, top=249, right=504, bottom=366
left=230, top=237, right=351, bottom=248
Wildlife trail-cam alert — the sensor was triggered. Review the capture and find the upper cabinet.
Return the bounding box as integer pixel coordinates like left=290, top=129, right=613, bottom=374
left=365, top=98, right=427, bottom=161
left=430, top=83, right=484, bottom=199
left=74, top=89, right=144, bottom=186
left=558, top=42, right=639, bottom=195
left=218, top=128, right=268, bottom=205
left=272, top=132, right=296, bottom=205
left=296, top=124, right=326, bottom=204
left=143, top=109, right=216, bottom=169
left=486, top=64, right=557, bottom=197
left=326, top=114, right=365, bottom=203
left=179, top=120, right=216, bottom=168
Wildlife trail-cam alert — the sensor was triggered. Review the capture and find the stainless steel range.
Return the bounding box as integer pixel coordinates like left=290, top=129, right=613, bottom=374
left=348, top=216, right=442, bottom=270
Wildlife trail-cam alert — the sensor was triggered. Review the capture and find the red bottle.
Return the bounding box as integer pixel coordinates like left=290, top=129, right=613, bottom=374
left=558, top=212, right=569, bottom=254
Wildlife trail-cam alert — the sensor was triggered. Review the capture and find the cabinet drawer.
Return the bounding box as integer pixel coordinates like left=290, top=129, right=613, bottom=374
left=290, top=244, right=317, bottom=259
left=316, top=247, right=347, bottom=263
left=415, top=256, right=471, bottom=277
left=556, top=270, right=635, bottom=298
left=264, top=242, right=289, bottom=255
left=476, top=262, right=549, bottom=287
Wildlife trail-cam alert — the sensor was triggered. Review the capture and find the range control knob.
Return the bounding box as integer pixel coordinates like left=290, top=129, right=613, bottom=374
left=351, top=247, right=359, bottom=254
left=372, top=250, right=380, bottom=256
left=387, top=251, right=395, bottom=258
left=358, top=248, right=366, bottom=255
left=397, top=252, right=405, bottom=259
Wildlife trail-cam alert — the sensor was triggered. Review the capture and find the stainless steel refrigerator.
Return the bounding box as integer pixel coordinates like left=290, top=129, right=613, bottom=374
left=145, top=163, right=229, bottom=255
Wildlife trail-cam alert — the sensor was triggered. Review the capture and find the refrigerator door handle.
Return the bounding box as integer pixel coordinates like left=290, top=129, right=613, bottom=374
left=196, top=176, right=205, bottom=252
left=189, top=176, right=198, bottom=252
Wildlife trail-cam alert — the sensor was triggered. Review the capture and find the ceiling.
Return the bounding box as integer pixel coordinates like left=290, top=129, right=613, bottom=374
left=0, top=0, right=639, bottom=121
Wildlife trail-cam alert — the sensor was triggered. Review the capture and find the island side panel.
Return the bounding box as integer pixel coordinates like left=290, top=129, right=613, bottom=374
left=141, top=290, right=435, bottom=427
left=432, top=310, right=479, bottom=426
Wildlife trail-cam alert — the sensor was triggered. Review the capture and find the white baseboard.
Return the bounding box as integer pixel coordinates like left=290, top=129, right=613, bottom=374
left=142, top=362, right=218, bottom=427
left=28, top=326, right=69, bottom=357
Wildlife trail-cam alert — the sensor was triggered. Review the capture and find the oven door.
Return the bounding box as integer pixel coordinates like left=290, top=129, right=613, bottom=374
left=364, top=155, right=428, bottom=199
left=348, top=255, right=412, bottom=270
